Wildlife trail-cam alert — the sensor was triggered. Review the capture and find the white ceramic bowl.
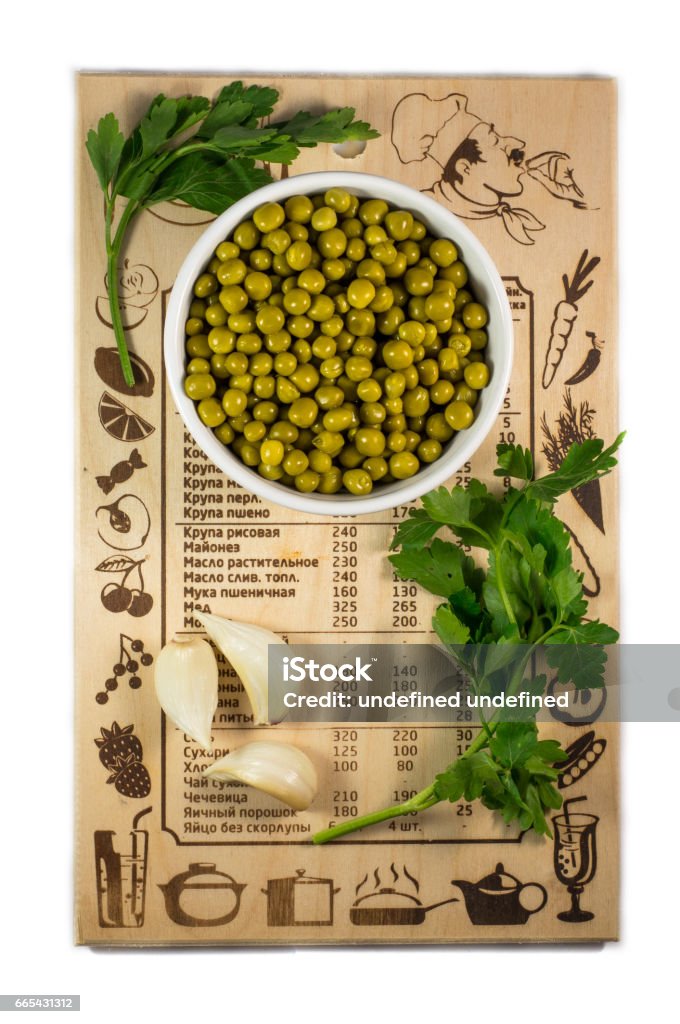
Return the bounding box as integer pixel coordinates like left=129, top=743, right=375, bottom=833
left=164, top=171, right=513, bottom=516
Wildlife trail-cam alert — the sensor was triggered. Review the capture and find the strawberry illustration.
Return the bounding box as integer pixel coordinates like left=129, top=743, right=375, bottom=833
left=106, top=754, right=151, bottom=799
left=95, top=722, right=150, bottom=799
left=95, top=722, right=143, bottom=769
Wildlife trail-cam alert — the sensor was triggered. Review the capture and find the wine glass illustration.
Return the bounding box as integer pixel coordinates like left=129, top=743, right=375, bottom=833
left=552, top=796, right=599, bottom=922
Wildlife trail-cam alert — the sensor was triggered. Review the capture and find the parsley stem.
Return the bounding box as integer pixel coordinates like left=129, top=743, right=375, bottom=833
left=105, top=197, right=139, bottom=388
left=312, top=784, right=439, bottom=844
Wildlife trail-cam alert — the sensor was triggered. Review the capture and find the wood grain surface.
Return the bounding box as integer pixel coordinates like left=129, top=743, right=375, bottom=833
left=75, top=74, right=618, bottom=945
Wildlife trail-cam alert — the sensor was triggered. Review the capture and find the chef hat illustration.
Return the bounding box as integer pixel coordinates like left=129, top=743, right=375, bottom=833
left=392, top=92, right=482, bottom=164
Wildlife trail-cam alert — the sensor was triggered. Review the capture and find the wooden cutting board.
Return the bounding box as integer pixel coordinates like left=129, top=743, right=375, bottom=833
left=75, top=73, right=618, bottom=945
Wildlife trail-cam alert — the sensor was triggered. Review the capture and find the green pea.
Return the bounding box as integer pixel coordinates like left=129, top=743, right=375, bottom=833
left=342, top=468, right=373, bottom=494
left=249, top=352, right=274, bottom=377
left=404, top=267, right=434, bottom=296
left=253, top=376, right=276, bottom=399
left=282, top=449, right=309, bottom=476
left=314, top=431, right=344, bottom=456
left=429, top=238, right=458, bottom=267
left=324, top=187, right=352, bottom=212
left=288, top=397, right=319, bottom=428
left=286, top=241, right=313, bottom=271
left=387, top=431, right=407, bottom=453
left=210, top=354, right=231, bottom=379
left=253, top=202, right=285, bottom=233
left=387, top=452, right=419, bottom=479
left=197, top=397, right=226, bottom=427
left=217, top=258, right=248, bottom=286
left=418, top=438, right=442, bottom=463
left=216, top=241, right=240, bottom=262
left=320, top=356, right=345, bottom=380
left=224, top=387, right=250, bottom=419
left=430, top=379, right=455, bottom=405
left=240, top=442, right=261, bottom=467
left=294, top=469, right=321, bottom=492
left=256, top=305, right=285, bottom=334
left=398, top=320, right=426, bottom=346
left=418, top=359, right=439, bottom=386
left=262, top=229, right=291, bottom=255
left=233, top=220, right=260, bottom=250
left=269, top=421, right=299, bottom=444
left=249, top=248, right=273, bottom=271
left=253, top=401, right=279, bottom=423
left=308, top=450, right=332, bottom=474
left=320, top=315, right=344, bottom=338
left=444, top=400, right=474, bottom=430
left=359, top=402, right=386, bottom=425
left=357, top=378, right=382, bottom=403
left=318, top=467, right=344, bottom=493
left=403, top=430, right=421, bottom=452
left=359, top=199, right=389, bottom=225
left=308, top=295, right=335, bottom=322
left=356, top=258, right=386, bottom=286
left=214, top=422, right=235, bottom=445
left=454, top=383, right=478, bottom=407
left=205, top=303, right=228, bottom=327
left=383, top=340, right=413, bottom=370
left=384, top=210, right=414, bottom=241
left=244, top=420, right=267, bottom=443
left=285, top=195, right=314, bottom=223
left=464, top=362, right=490, bottom=389
left=276, top=377, right=301, bottom=404
left=355, top=427, right=386, bottom=457
left=346, top=237, right=366, bottom=262
left=468, top=328, right=488, bottom=350
left=425, top=413, right=454, bottom=442
left=265, top=329, right=292, bottom=353
left=185, top=373, right=216, bottom=401
left=322, top=258, right=346, bottom=282
left=315, top=385, right=345, bottom=410
left=317, top=227, right=347, bottom=258
left=287, top=315, right=314, bottom=339
left=347, top=278, right=376, bottom=309
left=323, top=407, right=354, bottom=432
left=186, top=335, right=212, bottom=358
left=274, top=352, right=298, bottom=377
left=236, top=333, right=261, bottom=355
left=290, top=365, right=320, bottom=393
left=363, top=456, right=389, bottom=481
left=187, top=357, right=211, bottom=375
left=283, top=288, right=312, bottom=315
left=345, top=355, right=373, bottom=382
left=194, top=272, right=218, bottom=298
left=259, top=439, right=285, bottom=466
left=311, top=206, right=337, bottom=231
left=258, top=462, right=285, bottom=481
left=425, top=291, right=454, bottom=321
left=293, top=269, right=322, bottom=295
left=403, top=386, right=430, bottom=418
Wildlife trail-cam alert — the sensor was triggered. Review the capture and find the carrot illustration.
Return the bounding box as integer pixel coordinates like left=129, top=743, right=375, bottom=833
left=542, top=250, right=600, bottom=389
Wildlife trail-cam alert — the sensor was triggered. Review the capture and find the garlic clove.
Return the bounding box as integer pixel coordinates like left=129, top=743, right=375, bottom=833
left=204, top=741, right=318, bottom=811
left=154, top=636, right=218, bottom=751
left=196, top=612, right=287, bottom=725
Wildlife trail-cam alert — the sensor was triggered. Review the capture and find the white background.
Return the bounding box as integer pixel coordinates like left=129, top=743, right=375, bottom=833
left=1, top=1, right=678, bottom=1019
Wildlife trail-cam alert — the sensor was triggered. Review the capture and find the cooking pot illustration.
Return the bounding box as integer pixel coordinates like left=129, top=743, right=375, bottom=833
left=452, top=863, right=547, bottom=925
left=350, top=887, right=459, bottom=926
left=262, top=868, right=340, bottom=926
left=159, top=863, right=246, bottom=927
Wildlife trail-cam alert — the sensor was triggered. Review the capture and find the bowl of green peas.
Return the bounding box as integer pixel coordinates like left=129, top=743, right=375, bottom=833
left=164, top=171, right=513, bottom=515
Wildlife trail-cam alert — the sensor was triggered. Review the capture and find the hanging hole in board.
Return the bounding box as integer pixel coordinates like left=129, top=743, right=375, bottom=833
left=333, top=140, right=367, bottom=160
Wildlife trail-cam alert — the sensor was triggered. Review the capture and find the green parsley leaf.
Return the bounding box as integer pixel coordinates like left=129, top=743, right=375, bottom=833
left=390, top=509, right=442, bottom=551
left=389, top=537, right=470, bottom=598
left=145, top=154, right=272, bottom=214
left=85, top=113, right=125, bottom=191
left=494, top=443, right=534, bottom=481
left=527, top=432, right=625, bottom=504
left=273, top=107, right=380, bottom=145
left=433, top=604, right=471, bottom=646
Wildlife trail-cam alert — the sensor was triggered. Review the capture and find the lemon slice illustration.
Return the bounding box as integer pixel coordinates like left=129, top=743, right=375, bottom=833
left=98, top=392, right=155, bottom=442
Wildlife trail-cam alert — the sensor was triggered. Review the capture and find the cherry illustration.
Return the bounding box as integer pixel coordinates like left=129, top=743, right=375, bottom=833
left=128, top=589, right=153, bottom=617
left=101, top=583, right=133, bottom=612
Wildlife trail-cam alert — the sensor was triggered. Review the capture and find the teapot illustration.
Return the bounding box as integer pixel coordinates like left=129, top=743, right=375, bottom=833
left=452, top=863, right=547, bottom=925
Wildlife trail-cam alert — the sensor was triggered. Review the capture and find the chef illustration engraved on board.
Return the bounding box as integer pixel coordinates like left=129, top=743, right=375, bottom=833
left=391, top=92, right=587, bottom=245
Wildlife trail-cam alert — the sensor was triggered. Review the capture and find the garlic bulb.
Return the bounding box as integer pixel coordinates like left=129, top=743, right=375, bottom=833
left=204, top=741, right=317, bottom=811
left=196, top=612, right=287, bottom=725
left=154, top=636, right=218, bottom=751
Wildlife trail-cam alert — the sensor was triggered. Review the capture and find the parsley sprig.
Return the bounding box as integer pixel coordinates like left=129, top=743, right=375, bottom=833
left=86, top=83, right=379, bottom=386
left=313, top=435, right=623, bottom=844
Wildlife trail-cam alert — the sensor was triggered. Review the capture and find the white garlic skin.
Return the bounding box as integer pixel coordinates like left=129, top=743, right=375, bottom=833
left=154, top=636, right=218, bottom=751
left=196, top=612, right=287, bottom=725
left=204, top=741, right=318, bottom=811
